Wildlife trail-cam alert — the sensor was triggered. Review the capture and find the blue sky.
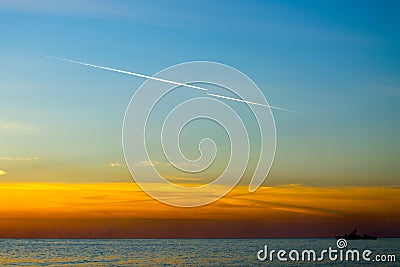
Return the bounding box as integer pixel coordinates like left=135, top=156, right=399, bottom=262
left=0, top=0, right=399, bottom=186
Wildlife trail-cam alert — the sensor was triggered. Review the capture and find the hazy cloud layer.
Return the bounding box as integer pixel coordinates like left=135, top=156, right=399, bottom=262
left=0, top=120, right=33, bottom=130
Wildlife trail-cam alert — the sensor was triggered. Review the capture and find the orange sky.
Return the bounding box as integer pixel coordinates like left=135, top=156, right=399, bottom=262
left=0, top=183, right=398, bottom=238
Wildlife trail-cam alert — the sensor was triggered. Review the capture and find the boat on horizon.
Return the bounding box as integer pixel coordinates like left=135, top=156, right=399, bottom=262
left=336, top=228, right=377, bottom=240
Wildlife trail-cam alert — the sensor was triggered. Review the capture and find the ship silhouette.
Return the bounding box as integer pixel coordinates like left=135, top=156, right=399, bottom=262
left=336, top=228, right=377, bottom=240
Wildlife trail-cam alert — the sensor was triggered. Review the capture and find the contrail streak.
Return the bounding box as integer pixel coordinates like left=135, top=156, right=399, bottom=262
left=206, top=93, right=298, bottom=113
left=45, top=56, right=298, bottom=112
left=45, top=56, right=207, bottom=91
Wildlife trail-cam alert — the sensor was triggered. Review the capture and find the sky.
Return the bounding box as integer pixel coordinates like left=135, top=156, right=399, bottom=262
left=0, top=183, right=399, bottom=238
left=0, top=0, right=399, bottom=237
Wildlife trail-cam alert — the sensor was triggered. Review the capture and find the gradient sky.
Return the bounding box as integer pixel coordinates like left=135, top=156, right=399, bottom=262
left=0, top=1, right=399, bottom=237
left=1, top=0, right=399, bottom=186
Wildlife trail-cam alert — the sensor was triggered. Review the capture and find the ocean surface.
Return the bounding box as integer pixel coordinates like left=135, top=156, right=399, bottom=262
left=0, top=238, right=398, bottom=266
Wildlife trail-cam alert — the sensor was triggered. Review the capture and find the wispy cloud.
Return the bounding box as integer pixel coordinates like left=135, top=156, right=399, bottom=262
left=108, top=163, right=120, bottom=168
left=0, top=1, right=369, bottom=45
left=0, top=170, right=7, bottom=176
left=0, top=0, right=126, bottom=17
left=0, top=183, right=398, bottom=223
left=134, top=160, right=161, bottom=167
left=0, top=157, right=39, bottom=161
left=133, top=160, right=199, bottom=168
left=279, top=183, right=303, bottom=187
left=0, top=120, right=34, bottom=130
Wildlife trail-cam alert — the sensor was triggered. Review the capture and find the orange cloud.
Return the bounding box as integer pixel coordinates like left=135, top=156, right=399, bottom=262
left=0, top=183, right=398, bottom=219
left=0, top=183, right=398, bottom=238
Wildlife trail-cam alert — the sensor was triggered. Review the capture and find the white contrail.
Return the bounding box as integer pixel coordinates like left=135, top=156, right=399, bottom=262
left=45, top=56, right=207, bottom=91
left=45, top=56, right=298, bottom=112
left=206, top=93, right=298, bottom=113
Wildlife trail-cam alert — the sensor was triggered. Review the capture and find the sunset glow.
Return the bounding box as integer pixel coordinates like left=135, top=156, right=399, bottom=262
left=1, top=0, right=399, bottom=243
left=0, top=183, right=398, bottom=238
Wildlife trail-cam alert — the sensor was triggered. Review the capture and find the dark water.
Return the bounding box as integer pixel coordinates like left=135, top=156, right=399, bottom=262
left=0, top=238, right=398, bottom=266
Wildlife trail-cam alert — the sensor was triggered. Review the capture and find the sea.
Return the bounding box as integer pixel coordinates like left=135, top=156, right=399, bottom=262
left=0, top=238, right=398, bottom=266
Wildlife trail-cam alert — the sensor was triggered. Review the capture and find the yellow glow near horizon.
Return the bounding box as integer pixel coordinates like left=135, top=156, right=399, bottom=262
left=0, top=182, right=398, bottom=223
